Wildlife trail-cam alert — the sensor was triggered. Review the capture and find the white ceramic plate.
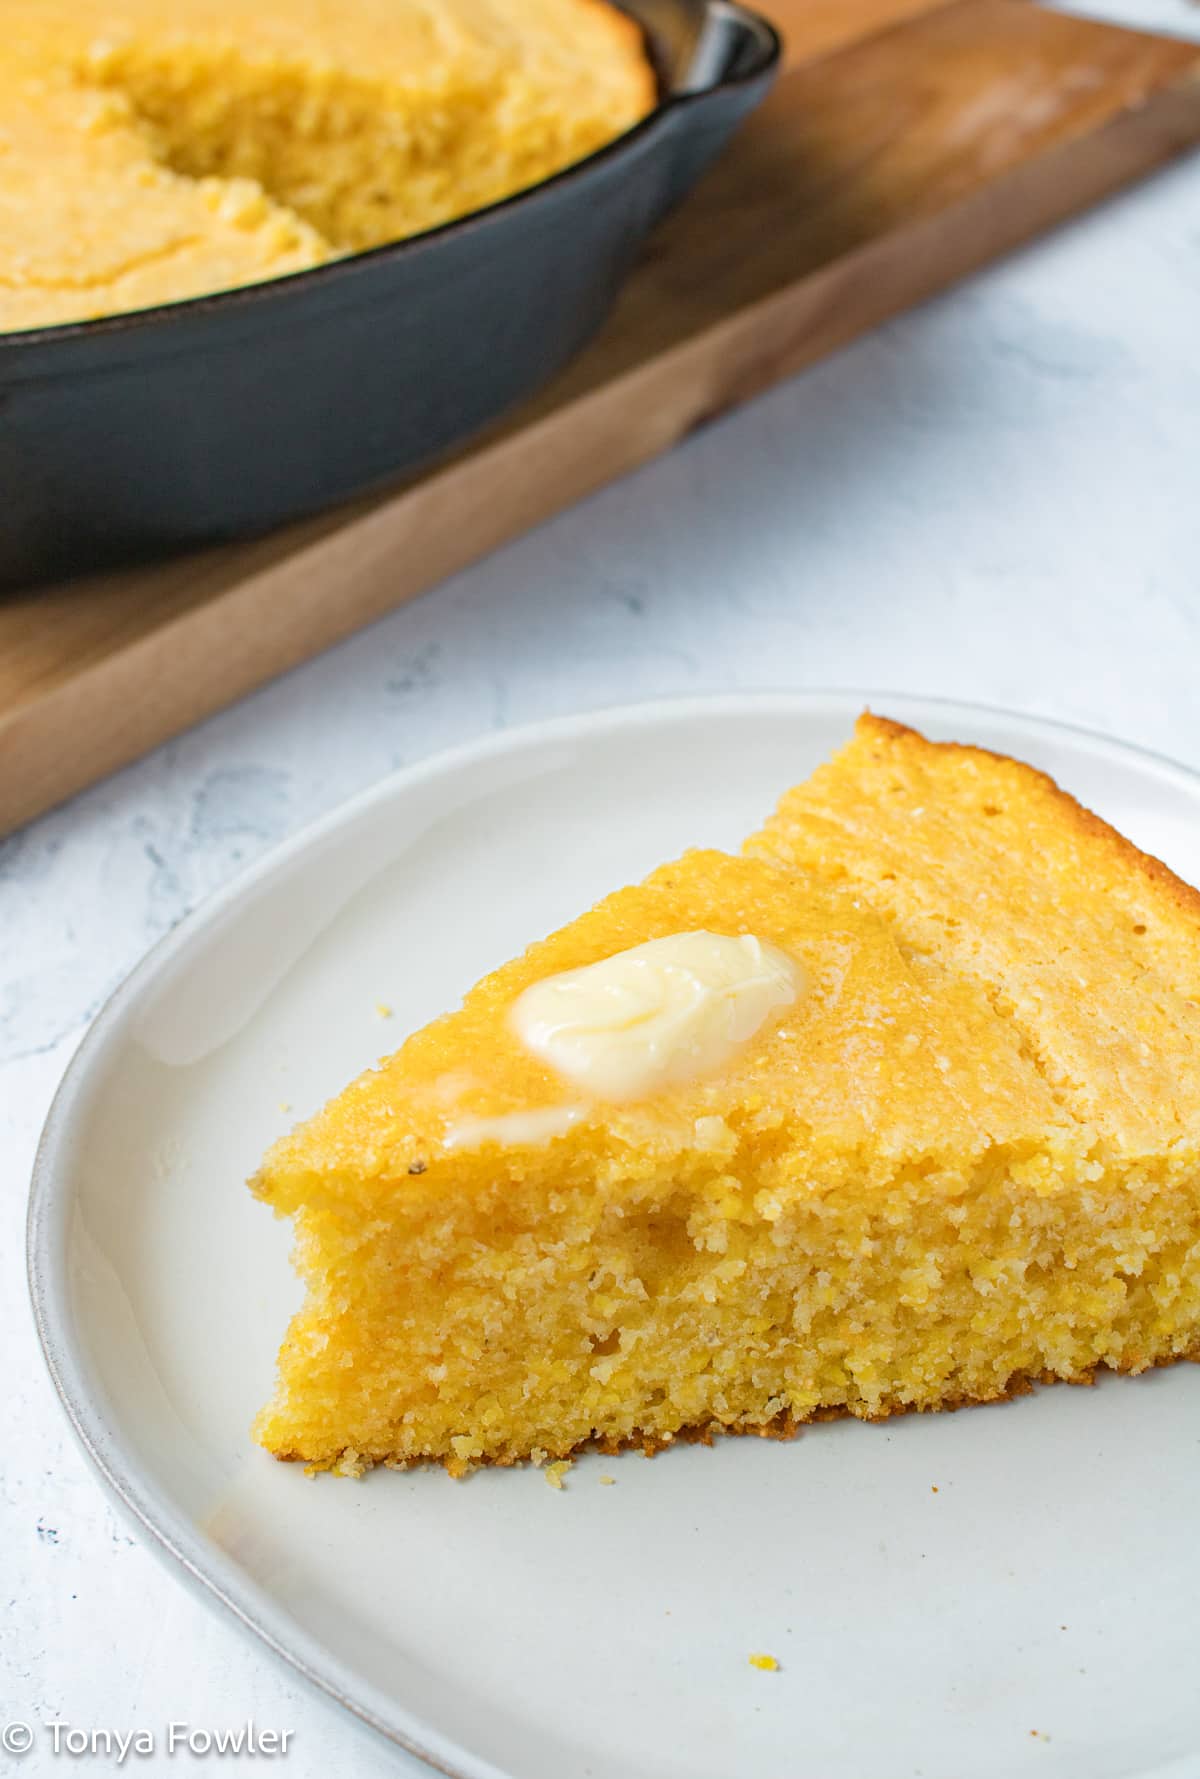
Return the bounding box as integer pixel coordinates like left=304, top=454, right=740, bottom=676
left=29, top=693, right=1200, bottom=1779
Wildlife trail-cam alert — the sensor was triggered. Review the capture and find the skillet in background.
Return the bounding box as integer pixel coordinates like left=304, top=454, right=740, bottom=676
left=0, top=0, right=779, bottom=587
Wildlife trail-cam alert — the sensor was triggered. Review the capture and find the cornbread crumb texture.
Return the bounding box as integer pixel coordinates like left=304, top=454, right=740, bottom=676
left=0, top=73, right=327, bottom=332
left=748, top=1653, right=779, bottom=1671
left=1, top=0, right=654, bottom=331
left=252, top=715, right=1200, bottom=1474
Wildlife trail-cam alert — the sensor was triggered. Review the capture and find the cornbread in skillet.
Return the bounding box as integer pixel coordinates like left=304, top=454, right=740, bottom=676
left=0, top=71, right=328, bottom=333
left=1, top=0, right=655, bottom=331
left=252, top=721, right=1200, bottom=1473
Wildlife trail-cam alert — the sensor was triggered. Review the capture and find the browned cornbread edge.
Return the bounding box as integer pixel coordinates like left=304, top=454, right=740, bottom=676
left=268, top=1343, right=1200, bottom=1471
left=577, top=0, right=659, bottom=110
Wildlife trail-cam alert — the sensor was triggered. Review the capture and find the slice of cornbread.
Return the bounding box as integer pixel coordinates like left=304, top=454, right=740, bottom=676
left=252, top=728, right=1200, bottom=1474
left=2, top=0, right=654, bottom=330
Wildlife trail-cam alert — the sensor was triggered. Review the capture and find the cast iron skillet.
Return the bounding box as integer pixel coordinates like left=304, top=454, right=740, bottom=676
left=0, top=0, right=779, bottom=588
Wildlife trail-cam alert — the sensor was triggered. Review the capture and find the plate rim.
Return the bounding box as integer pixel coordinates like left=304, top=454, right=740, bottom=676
left=26, top=687, right=1200, bottom=1777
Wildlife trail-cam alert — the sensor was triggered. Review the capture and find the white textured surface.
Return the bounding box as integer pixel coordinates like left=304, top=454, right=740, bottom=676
left=1051, top=0, right=1200, bottom=41
left=5, top=128, right=1200, bottom=1779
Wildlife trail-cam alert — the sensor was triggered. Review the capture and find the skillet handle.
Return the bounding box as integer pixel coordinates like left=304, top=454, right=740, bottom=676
left=656, top=0, right=781, bottom=220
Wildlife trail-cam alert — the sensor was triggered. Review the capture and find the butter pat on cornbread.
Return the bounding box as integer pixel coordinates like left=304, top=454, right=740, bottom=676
left=252, top=717, right=1200, bottom=1473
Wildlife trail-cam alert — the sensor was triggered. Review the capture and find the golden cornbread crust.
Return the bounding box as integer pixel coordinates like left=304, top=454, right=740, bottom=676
left=859, top=711, right=1200, bottom=931
left=252, top=717, right=1200, bottom=1476
left=2, top=0, right=654, bottom=331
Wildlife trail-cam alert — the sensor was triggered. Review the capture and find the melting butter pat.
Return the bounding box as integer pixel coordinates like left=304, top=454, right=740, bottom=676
left=443, top=1106, right=585, bottom=1151
left=511, top=931, right=803, bottom=1101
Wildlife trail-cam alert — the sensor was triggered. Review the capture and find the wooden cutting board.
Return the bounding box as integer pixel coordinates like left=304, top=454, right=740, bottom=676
left=4, top=0, right=1200, bottom=834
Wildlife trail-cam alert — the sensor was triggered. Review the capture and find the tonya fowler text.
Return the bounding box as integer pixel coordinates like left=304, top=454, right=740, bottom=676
left=1, top=1721, right=294, bottom=1761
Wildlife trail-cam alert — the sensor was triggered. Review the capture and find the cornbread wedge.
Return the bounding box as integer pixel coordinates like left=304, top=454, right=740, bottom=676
left=253, top=719, right=1200, bottom=1474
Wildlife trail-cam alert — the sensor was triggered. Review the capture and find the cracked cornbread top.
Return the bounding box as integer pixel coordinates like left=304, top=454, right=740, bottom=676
left=746, top=713, right=1200, bottom=1157
left=264, top=716, right=1200, bottom=1203
left=1, top=0, right=654, bottom=331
